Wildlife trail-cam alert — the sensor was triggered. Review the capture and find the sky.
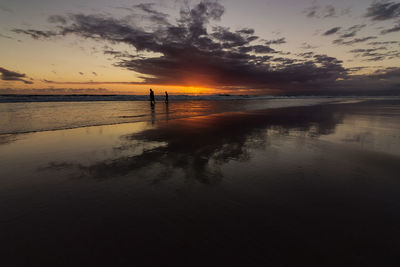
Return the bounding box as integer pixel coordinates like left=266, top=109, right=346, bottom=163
left=0, top=0, right=400, bottom=95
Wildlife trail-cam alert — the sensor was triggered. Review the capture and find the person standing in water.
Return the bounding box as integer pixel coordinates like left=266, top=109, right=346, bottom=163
left=165, top=91, right=168, bottom=104
left=149, top=88, right=155, bottom=105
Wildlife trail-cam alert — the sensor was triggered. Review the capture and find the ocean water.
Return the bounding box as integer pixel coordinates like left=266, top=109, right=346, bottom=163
left=0, top=95, right=379, bottom=134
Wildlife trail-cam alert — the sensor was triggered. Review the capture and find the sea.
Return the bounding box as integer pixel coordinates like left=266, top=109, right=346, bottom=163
left=0, top=94, right=393, bottom=134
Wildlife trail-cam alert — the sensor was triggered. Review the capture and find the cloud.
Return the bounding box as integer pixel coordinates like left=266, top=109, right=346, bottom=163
left=319, top=66, right=400, bottom=93
left=348, top=46, right=400, bottom=61
left=0, top=5, right=13, bottom=13
left=11, top=1, right=400, bottom=94
left=339, top=24, right=366, bottom=38
left=0, top=33, right=13, bottom=39
left=13, top=1, right=349, bottom=91
left=133, top=3, right=170, bottom=24
left=42, top=80, right=145, bottom=85
left=349, top=47, right=387, bottom=54
left=300, top=42, right=318, bottom=49
left=323, top=24, right=366, bottom=38
left=265, top=37, right=286, bottom=45
left=365, top=2, right=400, bottom=34
left=0, top=88, right=119, bottom=95
left=365, top=1, right=400, bottom=21
left=304, top=4, right=319, bottom=18
left=0, top=67, right=33, bottom=84
left=12, top=29, right=57, bottom=39
left=324, top=5, right=336, bottom=18
left=381, top=20, right=400, bottom=34
left=354, top=50, right=400, bottom=62
left=368, top=40, right=400, bottom=45
left=47, top=15, right=67, bottom=24
left=323, top=27, right=341, bottom=36
left=333, top=36, right=377, bottom=46
left=296, top=52, right=314, bottom=58
left=304, top=3, right=337, bottom=18
left=369, top=67, right=400, bottom=79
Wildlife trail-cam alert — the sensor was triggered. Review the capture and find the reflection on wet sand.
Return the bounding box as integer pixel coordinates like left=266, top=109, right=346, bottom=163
left=41, top=104, right=346, bottom=182
left=0, top=134, right=20, bottom=146
left=2, top=100, right=400, bottom=266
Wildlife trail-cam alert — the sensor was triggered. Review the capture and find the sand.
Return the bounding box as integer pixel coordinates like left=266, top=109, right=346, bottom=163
left=1, top=99, right=400, bottom=266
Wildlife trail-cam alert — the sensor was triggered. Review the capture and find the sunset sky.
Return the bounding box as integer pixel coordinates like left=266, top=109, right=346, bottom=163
left=1, top=0, right=400, bottom=95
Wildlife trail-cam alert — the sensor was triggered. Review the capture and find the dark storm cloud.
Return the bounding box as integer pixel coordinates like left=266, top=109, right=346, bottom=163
left=0, top=67, right=33, bottom=84
left=365, top=1, right=400, bottom=21
left=333, top=36, right=377, bottom=46
left=13, top=1, right=349, bottom=91
left=323, top=27, right=341, bottom=36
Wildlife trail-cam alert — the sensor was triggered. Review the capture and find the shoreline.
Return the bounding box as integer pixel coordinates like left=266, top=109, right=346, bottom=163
left=0, top=97, right=373, bottom=135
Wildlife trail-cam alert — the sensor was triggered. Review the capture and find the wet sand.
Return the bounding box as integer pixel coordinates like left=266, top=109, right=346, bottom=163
left=1, top=99, right=400, bottom=266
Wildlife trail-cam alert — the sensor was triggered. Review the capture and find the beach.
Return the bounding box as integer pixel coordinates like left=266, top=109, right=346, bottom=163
left=1, top=98, right=400, bottom=266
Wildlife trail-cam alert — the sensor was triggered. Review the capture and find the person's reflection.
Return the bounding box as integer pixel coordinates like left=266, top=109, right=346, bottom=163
left=165, top=101, right=169, bottom=122
left=151, top=104, right=155, bottom=125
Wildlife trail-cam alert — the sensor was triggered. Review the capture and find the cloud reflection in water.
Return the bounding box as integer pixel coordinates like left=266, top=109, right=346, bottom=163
left=40, top=104, right=346, bottom=183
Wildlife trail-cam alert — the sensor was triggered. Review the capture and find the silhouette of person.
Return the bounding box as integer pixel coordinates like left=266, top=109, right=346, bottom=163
left=165, top=91, right=168, bottom=104
left=149, top=88, right=155, bottom=105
